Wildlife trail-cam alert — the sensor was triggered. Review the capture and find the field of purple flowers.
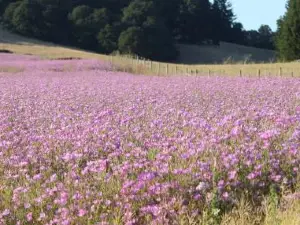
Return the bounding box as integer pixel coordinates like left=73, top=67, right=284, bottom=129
left=0, top=53, right=300, bottom=224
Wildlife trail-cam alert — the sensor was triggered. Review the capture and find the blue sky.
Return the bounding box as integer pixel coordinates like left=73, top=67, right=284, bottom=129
left=230, top=0, right=287, bottom=31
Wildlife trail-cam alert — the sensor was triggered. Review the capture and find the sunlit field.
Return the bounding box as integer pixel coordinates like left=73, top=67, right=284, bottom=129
left=0, top=53, right=299, bottom=224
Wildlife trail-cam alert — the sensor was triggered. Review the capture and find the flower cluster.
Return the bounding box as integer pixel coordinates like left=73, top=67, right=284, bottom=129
left=0, top=54, right=299, bottom=224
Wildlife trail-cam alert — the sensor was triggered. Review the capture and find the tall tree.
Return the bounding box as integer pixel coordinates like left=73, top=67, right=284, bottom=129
left=119, top=0, right=177, bottom=60
left=244, top=30, right=260, bottom=47
left=0, top=0, right=16, bottom=15
left=2, top=1, right=20, bottom=29
left=68, top=5, right=95, bottom=49
left=97, top=23, right=121, bottom=53
left=37, top=0, right=71, bottom=43
left=69, top=5, right=111, bottom=50
left=275, top=0, right=300, bottom=61
left=227, top=22, right=245, bottom=44
left=11, top=0, right=44, bottom=37
left=175, top=0, right=212, bottom=44
left=257, top=25, right=274, bottom=49
left=211, top=0, right=235, bottom=44
left=153, top=0, right=181, bottom=37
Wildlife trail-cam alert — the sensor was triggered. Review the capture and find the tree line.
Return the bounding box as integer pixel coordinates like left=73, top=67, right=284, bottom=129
left=0, top=0, right=275, bottom=61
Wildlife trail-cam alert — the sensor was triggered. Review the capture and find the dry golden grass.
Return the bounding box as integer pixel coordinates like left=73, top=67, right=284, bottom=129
left=0, top=65, right=24, bottom=73
left=272, top=200, right=300, bottom=225
left=220, top=197, right=300, bottom=225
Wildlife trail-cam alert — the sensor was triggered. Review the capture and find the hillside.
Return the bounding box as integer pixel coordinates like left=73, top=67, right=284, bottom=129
left=1, top=25, right=275, bottom=65
left=0, top=25, right=55, bottom=46
left=177, top=42, right=276, bottom=64
left=0, top=25, right=110, bottom=60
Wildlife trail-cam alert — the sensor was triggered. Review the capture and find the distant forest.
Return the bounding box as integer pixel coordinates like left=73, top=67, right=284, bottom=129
left=0, top=0, right=275, bottom=61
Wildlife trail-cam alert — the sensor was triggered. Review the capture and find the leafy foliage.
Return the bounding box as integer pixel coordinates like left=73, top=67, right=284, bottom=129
left=0, top=0, right=278, bottom=61
left=11, top=0, right=44, bottom=37
left=245, top=25, right=275, bottom=50
left=2, top=1, right=20, bottom=28
left=97, top=23, right=121, bottom=53
left=275, top=0, right=300, bottom=61
left=118, top=26, right=144, bottom=55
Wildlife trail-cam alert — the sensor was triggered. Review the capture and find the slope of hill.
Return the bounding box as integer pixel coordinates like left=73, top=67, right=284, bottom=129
left=176, top=42, right=276, bottom=64
left=0, top=25, right=113, bottom=60
left=1, top=25, right=276, bottom=65
left=0, top=25, right=55, bottom=46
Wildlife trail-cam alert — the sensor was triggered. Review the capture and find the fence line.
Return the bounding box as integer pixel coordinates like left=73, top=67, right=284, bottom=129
left=109, top=54, right=300, bottom=77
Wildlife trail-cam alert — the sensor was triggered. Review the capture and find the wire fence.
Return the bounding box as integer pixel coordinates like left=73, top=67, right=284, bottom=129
left=110, top=54, right=300, bottom=77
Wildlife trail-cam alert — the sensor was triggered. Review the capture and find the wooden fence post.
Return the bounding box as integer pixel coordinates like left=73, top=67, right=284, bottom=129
left=166, top=64, right=169, bottom=75
left=158, top=63, right=160, bottom=75
left=258, top=69, right=261, bottom=78
left=279, top=67, right=282, bottom=77
left=239, top=69, right=242, bottom=77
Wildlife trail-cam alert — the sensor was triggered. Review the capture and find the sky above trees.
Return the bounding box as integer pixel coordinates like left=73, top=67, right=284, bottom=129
left=230, top=0, right=287, bottom=31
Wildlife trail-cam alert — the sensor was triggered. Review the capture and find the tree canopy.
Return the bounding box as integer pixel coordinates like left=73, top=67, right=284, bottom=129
left=0, top=0, right=276, bottom=61
left=275, top=0, right=300, bottom=61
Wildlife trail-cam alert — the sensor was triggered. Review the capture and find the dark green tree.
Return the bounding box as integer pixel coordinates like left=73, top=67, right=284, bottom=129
left=153, top=0, right=181, bottom=36
left=37, top=0, right=71, bottom=43
left=275, top=0, right=300, bottom=61
left=228, top=22, right=246, bottom=44
left=245, top=30, right=260, bottom=47
left=68, top=5, right=95, bottom=49
left=211, top=0, right=235, bottom=44
left=175, top=0, right=212, bottom=43
left=118, top=26, right=144, bottom=55
left=0, top=0, right=16, bottom=15
left=275, top=16, right=287, bottom=59
left=69, top=5, right=111, bottom=50
left=11, top=0, right=44, bottom=37
left=121, top=0, right=155, bottom=27
left=2, top=1, right=20, bottom=28
left=97, top=23, right=121, bottom=53
left=120, top=0, right=177, bottom=60
left=243, top=25, right=275, bottom=50
left=257, top=25, right=274, bottom=49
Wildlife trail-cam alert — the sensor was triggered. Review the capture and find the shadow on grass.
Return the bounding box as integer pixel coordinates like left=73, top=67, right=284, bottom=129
left=0, top=49, right=14, bottom=54
left=52, top=57, right=82, bottom=60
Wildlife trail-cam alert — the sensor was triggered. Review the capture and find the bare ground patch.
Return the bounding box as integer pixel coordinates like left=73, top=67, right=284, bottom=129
left=0, top=66, right=24, bottom=73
